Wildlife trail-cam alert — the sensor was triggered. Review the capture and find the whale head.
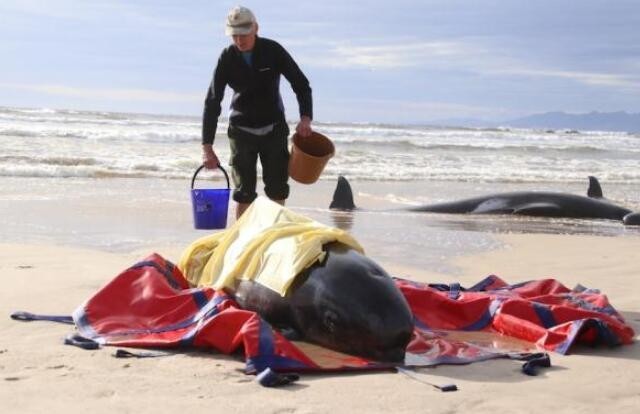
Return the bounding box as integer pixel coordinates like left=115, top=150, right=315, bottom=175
left=623, top=212, right=640, bottom=226
left=290, top=244, right=414, bottom=362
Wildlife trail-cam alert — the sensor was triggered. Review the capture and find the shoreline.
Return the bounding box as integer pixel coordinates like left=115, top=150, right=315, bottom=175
left=2, top=175, right=638, bottom=274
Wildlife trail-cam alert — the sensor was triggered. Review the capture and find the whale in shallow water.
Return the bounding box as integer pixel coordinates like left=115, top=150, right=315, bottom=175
left=233, top=242, right=414, bottom=362
left=330, top=176, right=640, bottom=226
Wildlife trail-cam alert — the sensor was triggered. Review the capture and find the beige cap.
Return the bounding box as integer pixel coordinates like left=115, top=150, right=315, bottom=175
left=225, top=6, right=256, bottom=36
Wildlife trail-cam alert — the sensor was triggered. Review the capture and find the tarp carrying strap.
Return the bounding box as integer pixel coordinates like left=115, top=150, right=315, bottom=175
left=63, top=333, right=100, bottom=350
left=10, top=311, right=74, bottom=325
left=113, top=349, right=173, bottom=358
left=396, top=366, right=458, bottom=392
left=519, top=353, right=552, bottom=376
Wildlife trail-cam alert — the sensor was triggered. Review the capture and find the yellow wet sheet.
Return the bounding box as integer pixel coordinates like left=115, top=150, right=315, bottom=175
left=178, top=197, right=363, bottom=296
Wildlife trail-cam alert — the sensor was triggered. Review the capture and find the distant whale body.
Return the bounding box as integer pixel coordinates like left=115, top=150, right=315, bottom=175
left=330, top=176, right=640, bottom=226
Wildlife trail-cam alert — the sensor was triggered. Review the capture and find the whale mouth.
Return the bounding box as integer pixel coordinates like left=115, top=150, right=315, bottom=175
left=365, top=329, right=412, bottom=362
left=374, top=347, right=407, bottom=363
left=335, top=330, right=410, bottom=363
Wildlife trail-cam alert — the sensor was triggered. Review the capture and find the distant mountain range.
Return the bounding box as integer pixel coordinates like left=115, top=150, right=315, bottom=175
left=436, top=111, right=640, bottom=133
left=506, top=111, right=640, bottom=132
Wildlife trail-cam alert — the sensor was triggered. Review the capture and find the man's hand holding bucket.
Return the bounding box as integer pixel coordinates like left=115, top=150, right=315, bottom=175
left=202, top=144, right=220, bottom=169
left=296, top=116, right=313, bottom=138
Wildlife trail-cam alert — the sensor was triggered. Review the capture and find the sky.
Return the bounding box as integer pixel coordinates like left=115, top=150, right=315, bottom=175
left=1, top=0, right=640, bottom=124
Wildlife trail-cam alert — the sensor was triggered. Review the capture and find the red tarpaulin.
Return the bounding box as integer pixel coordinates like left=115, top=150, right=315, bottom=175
left=59, top=253, right=634, bottom=373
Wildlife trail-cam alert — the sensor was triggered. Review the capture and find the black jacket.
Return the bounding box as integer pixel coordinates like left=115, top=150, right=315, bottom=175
left=202, top=36, right=313, bottom=144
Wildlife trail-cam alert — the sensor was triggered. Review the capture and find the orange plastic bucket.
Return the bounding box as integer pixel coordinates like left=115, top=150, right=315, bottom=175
left=288, top=132, right=335, bottom=184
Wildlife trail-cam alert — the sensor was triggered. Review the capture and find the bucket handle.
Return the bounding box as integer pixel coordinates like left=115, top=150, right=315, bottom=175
left=191, top=164, right=230, bottom=190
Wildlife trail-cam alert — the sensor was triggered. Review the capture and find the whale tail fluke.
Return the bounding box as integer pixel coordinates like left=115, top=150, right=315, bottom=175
left=587, top=176, right=603, bottom=198
left=330, top=176, right=356, bottom=210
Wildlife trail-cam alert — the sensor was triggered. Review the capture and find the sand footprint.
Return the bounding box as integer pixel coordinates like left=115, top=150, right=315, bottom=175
left=93, top=389, right=116, bottom=398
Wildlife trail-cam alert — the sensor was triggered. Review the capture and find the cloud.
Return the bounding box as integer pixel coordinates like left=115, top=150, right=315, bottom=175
left=0, top=0, right=194, bottom=31
left=297, top=38, right=484, bottom=70
left=320, top=96, right=516, bottom=122
left=0, top=82, right=201, bottom=103
left=294, top=36, right=640, bottom=92
left=486, top=67, right=640, bottom=90
left=1, top=0, right=121, bottom=21
left=332, top=41, right=476, bottom=69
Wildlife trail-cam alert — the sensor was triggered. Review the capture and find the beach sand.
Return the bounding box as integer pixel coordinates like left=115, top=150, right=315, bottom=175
left=1, top=177, right=639, bottom=413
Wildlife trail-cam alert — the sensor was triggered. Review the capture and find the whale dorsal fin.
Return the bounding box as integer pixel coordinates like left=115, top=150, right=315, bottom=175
left=330, top=176, right=356, bottom=210
left=587, top=176, right=603, bottom=198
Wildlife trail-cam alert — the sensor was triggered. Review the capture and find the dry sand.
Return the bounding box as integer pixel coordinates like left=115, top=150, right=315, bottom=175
left=1, top=232, right=639, bottom=414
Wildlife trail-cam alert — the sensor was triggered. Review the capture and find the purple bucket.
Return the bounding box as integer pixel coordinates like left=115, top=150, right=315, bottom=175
left=190, top=165, right=231, bottom=230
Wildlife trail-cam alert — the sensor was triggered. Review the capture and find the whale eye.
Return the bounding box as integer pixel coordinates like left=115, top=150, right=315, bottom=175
left=323, top=310, right=338, bottom=333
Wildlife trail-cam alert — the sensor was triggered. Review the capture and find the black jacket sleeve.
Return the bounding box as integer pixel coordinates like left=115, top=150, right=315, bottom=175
left=202, top=53, right=228, bottom=145
left=277, top=43, right=313, bottom=120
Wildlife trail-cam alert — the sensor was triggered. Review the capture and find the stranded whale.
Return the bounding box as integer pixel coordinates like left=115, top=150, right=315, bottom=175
left=233, top=242, right=414, bottom=362
left=180, top=198, right=415, bottom=363
left=330, top=176, right=640, bottom=225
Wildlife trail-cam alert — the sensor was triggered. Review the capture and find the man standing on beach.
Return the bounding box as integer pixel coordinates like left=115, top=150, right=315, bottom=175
left=201, top=5, right=313, bottom=218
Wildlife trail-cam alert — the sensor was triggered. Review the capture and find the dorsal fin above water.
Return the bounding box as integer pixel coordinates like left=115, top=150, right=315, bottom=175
left=587, top=176, right=603, bottom=198
left=330, top=176, right=356, bottom=210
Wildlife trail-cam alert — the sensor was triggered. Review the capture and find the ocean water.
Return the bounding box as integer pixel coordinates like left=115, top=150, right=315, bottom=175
left=2, top=106, right=639, bottom=274
left=2, top=106, right=639, bottom=185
